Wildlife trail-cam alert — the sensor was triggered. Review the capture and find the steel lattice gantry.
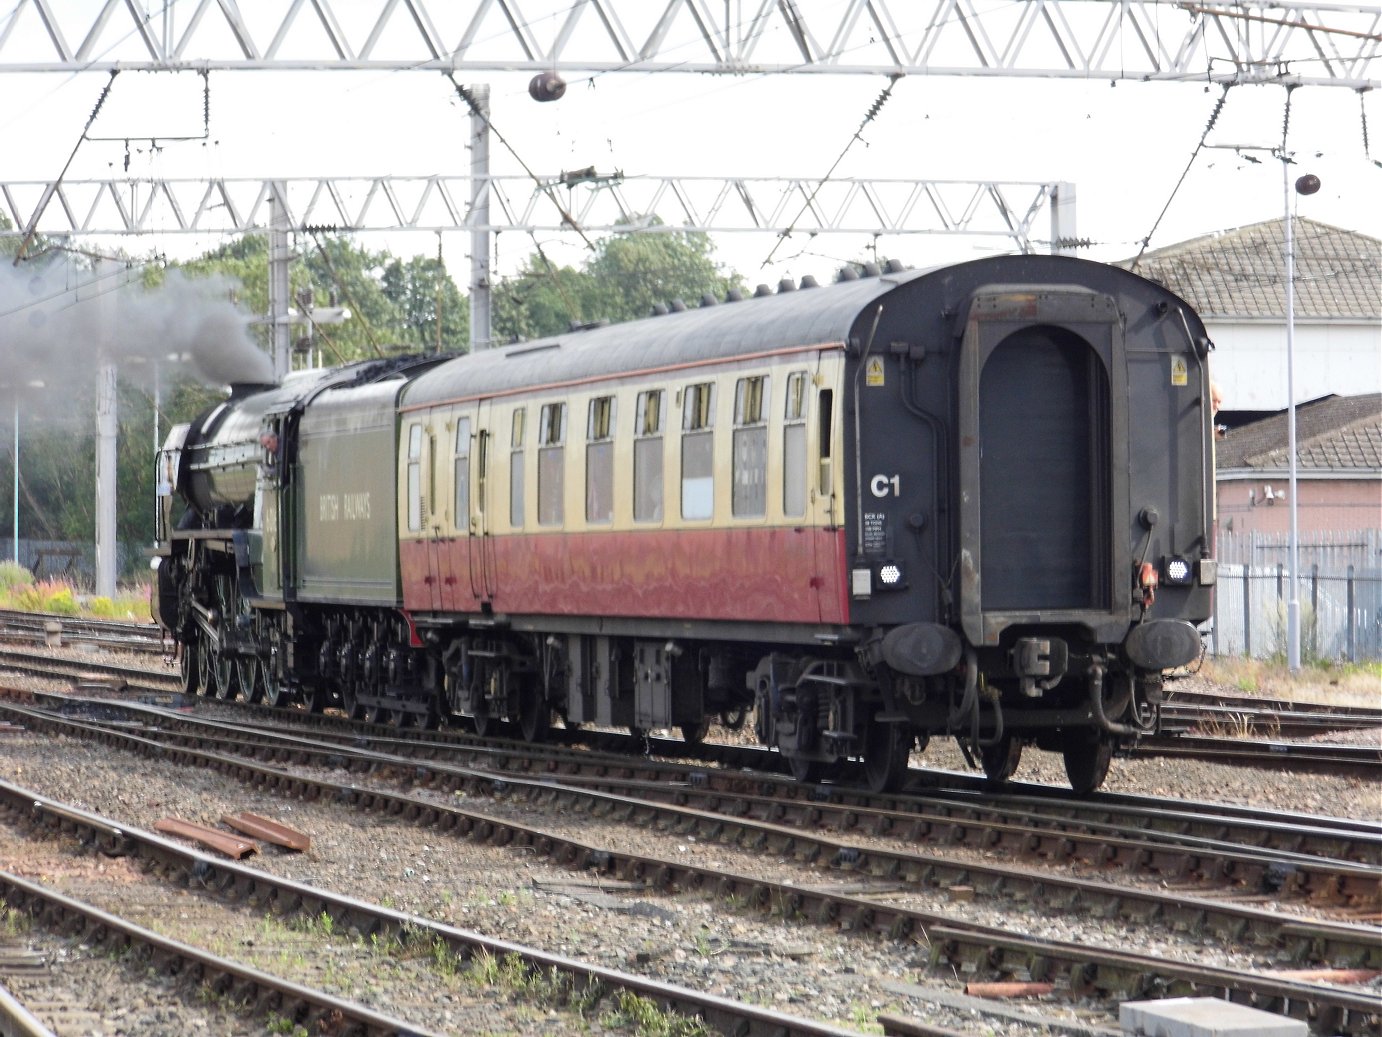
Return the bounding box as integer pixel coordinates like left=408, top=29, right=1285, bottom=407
left=0, top=175, right=1076, bottom=254
left=0, top=0, right=1376, bottom=88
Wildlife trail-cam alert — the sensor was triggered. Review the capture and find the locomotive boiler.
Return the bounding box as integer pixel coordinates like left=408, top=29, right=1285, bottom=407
left=153, top=255, right=1216, bottom=794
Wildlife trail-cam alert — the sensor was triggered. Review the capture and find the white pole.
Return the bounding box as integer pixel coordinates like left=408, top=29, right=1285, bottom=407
left=269, top=181, right=292, bottom=380
left=1283, top=161, right=1300, bottom=673
left=11, top=399, right=17, bottom=566
left=469, top=85, right=492, bottom=351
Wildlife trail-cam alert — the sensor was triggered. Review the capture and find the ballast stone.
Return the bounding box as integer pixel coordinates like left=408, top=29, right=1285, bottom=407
left=1120, top=997, right=1307, bottom=1037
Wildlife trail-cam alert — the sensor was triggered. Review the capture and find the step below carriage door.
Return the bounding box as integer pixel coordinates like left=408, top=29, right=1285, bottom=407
left=956, top=285, right=1130, bottom=649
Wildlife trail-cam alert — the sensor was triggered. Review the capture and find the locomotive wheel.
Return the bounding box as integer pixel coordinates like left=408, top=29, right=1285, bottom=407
left=680, top=719, right=711, bottom=745
left=234, top=657, right=263, bottom=704
left=719, top=704, right=748, bottom=731
left=862, top=721, right=911, bottom=794
left=259, top=658, right=285, bottom=708
left=786, top=752, right=823, bottom=784
left=179, top=638, right=201, bottom=696
left=196, top=641, right=213, bottom=697
left=342, top=686, right=367, bottom=722
left=211, top=651, right=236, bottom=700
left=301, top=683, right=329, bottom=714
left=1062, top=733, right=1113, bottom=795
left=980, top=735, right=1023, bottom=783
left=364, top=704, right=391, bottom=725
left=470, top=710, right=491, bottom=737
left=518, top=681, right=550, bottom=743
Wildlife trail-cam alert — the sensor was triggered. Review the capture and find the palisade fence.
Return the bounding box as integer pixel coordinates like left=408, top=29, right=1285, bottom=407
left=1209, top=530, right=1382, bottom=662
left=0, top=539, right=148, bottom=586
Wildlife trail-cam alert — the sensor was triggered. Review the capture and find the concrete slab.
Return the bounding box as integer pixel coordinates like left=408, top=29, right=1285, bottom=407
left=1120, top=997, right=1308, bottom=1037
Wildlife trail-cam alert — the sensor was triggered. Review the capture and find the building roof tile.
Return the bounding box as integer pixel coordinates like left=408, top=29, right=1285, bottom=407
left=1124, top=218, right=1381, bottom=320
left=1218, top=393, right=1382, bottom=471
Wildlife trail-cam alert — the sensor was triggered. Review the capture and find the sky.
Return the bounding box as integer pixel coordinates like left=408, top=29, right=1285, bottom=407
left=0, top=3, right=1378, bottom=316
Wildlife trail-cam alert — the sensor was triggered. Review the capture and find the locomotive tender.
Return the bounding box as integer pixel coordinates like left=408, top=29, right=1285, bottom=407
left=153, top=254, right=1216, bottom=794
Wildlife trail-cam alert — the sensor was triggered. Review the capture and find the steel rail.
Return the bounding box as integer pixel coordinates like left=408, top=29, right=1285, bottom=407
left=35, top=697, right=1382, bottom=898
left=1, top=702, right=1377, bottom=982
left=0, top=649, right=179, bottom=692
left=0, top=870, right=444, bottom=1037
left=118, top=691, right=1382, bottom=866
left=15, top=685, right=1382, bottom=870
left=0, top=781, right=862, bottom=1037
left=1135, top=735, right=1381, bottom=775
left=0, top=983, right=57, bottom=1037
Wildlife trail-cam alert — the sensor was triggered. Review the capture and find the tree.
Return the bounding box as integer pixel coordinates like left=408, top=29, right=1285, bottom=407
left=585, top=228, right=740, bottom=323
left=380, top=253, right=468, bottom=353
left=492, top=223, right=744, bottom=343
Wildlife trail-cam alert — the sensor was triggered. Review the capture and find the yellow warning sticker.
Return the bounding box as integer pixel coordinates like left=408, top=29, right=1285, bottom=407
left=1170, top=356, right=1188, bottom=387
left=865, top=356, right=885, bottom=387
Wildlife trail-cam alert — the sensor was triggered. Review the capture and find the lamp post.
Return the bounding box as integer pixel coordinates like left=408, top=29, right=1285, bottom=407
left=5, top=381, right=45, bottom=567
left=1284, top=167, right=1320, bottom=674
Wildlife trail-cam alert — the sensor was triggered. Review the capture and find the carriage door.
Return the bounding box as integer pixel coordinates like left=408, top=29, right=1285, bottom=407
left=255, top=414, right=289, bottom=598
left=468, top=400, right=498, bottom=605
left=957, top=287, right=1127, bottom=648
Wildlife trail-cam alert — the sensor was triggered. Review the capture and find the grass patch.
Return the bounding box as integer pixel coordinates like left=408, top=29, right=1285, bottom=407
left=0, top=568, right=151, bottom=622
left=1198, top=657, right=1381, bottom=708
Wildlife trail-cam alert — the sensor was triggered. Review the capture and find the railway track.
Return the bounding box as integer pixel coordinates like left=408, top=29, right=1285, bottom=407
left=2, top=638, right=1378, bottom=782
left=0, top=778, right=856, bottom=1037
left=15, top=676, right=1381, bottom=871
left=0, top=609, right=165, bottom=657
left=0, top=693, right=1377, bottom=1035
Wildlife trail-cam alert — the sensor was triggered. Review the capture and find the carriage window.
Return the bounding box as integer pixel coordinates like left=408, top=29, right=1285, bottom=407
left=634, top=389, right=664, bottom=523
left=476, top=429, right=488, bottom=515
left=818, top=389, right=834, bottom=495
left=538, top=401, right=567, bottom=526
left=783, top=371, right=807, bottom=517
left=510, top=408, right=525, bottom=529
left=732, top=375, right=768, bottom=518
left=681, top=382, right=716, bottom=520
left=453, top=417, right=471, bottom=532
left=586, top=396, right=615, bottom=524
left=406, top=424, right=424, bottom=531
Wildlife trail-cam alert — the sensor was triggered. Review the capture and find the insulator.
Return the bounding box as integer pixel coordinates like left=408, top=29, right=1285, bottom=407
left=799, top=275, right=819, bottom=288
left=529, top=71, right=567, bottom=103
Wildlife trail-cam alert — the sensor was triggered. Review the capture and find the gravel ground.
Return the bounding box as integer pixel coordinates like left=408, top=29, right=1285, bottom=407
left=0, top=720, right=1375, bottom=1037
left=0, top=658, right=1376, bottom=1037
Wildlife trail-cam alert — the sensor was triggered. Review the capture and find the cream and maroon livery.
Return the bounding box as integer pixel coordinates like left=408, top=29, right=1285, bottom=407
left=154, top=256, right=1216, bottom=795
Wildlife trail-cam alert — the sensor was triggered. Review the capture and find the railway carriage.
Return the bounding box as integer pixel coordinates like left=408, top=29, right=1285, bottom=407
left=153, top=254, right=1216, bottom=794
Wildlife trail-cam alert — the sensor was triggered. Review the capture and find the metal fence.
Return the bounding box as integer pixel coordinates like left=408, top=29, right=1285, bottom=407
left=0, top=539, right=149, bottom=586
left=1209, top=561, right=1382, bottom=662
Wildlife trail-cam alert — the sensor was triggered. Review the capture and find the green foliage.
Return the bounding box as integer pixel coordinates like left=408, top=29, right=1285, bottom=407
left=493, top=224, right=743, bottom=343
left=9, top=578, right=78, bottom=614
left=0, top=562, right=33, bottom=590
left=600, top=990, right=714, bottom=1037
left=173, top=234, right=469, bottom=364
left=86, top=595, right=117, bottom=617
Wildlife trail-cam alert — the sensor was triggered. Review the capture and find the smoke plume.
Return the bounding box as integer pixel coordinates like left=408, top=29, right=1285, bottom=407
left=0, top=255, right=273, bottom=421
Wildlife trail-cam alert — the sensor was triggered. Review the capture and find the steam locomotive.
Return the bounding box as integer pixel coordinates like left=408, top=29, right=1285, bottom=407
left=152, top=254, right=1216, bottom=794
